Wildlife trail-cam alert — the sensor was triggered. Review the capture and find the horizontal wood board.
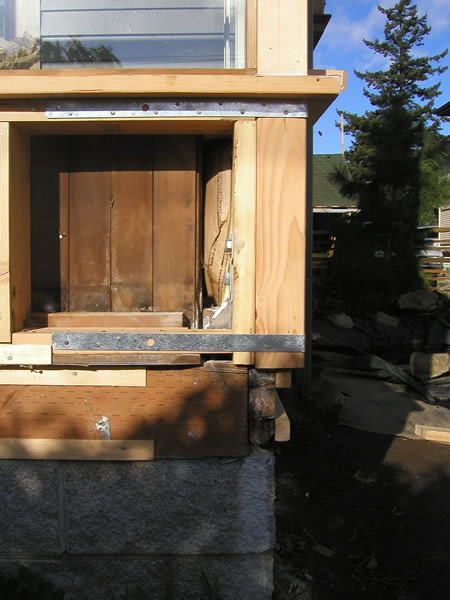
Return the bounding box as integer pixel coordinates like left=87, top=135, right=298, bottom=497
left=0, top=363, right=248, bottom=457
left=0, top=367, right=146, bottom=387
left=0, top=438, right=154, bottom=460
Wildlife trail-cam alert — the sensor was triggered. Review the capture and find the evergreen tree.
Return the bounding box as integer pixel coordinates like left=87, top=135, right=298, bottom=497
left=331, top=0, right=448, bottom=308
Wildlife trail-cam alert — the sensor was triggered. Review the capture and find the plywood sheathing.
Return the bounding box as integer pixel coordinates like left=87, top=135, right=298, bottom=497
left=0, top=362, right=248, bottom=458
left=255, top=118, right=306, bottom=369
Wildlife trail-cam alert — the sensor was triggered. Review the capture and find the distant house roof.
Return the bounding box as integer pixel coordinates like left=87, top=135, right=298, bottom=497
left=435, top=102, right=450, bottom=117
left=313, top=154, right=358, bottom=209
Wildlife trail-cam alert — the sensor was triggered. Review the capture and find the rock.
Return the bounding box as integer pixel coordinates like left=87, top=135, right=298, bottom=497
left=375, top=311, right=399, bottom=329
left=249, top=369, right=275, bottom=389
left=249, top=388, right=275, bottom=419
left=328, top=313, right=353, bottom=329
left=312, top=543, right=335, bottom=558
left=398, top=290, right=438, bottom=312
left=410, top=352, right=450, bottom=381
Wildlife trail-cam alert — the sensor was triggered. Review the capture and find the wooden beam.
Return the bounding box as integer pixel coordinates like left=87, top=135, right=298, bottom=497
left=0, top=71, right=344, bottom=100
left=415, top=425, right=450, bottom=445
left=0, top=439, right=155, bottom=461
left=0, top=367, right=146, bottom=386
left=0, top=343, right=51, bottom=365
left=255, top=118, right=306, bottom=369
left=0, top=122, right=10, bottom=342
left=52, top=352, right=201, bottom=366
left=232, top=120, right=257, bottom=365
left=257, top=0, right=308, bottom=74
left=47, top=312, right=184, bottom=328
left=274, top=391, right=291, bottom=442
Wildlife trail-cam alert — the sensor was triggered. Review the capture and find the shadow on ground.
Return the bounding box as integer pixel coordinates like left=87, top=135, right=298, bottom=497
left=273, top=392, right=450, bottom=600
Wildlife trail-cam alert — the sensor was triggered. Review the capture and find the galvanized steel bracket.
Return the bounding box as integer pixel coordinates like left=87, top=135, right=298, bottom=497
left=45, top=99, right=308, bottom=119
left=52, top=332, right=305, bottom=353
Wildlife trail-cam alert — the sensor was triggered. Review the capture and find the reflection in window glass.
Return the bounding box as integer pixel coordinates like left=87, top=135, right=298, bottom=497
left=0, top=1, right=246, bottom=70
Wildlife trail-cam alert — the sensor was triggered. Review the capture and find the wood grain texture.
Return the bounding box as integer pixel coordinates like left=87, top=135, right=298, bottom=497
left=0, top=364, right=248, bottom=457
left=47, top=312, right=183, bottom=328
left=275, top=370, right=292, bottom=389
left=9, top=126, right=31, bottom=334
left=415, top=425, right=450, bottom=444
left=246, top=0, right=257, bottom=70
left=0, top=438, right=154, bottom=460
left=0, top=367, right=146, bottom=387
left=257, top=0, right=308, bottom=74
left=232, top=120, right=256, bottom=365
left=153, top=136, right=198, bottom=325
left=255, top=118, right=306, bottom=369
left=0, top=72, right=344, bottom=99
left=0, top=123, right=10, bottom=342
left=110, top=136, right=154, bottom=311
left=68, top=136, right=111, bottom=311
left=274, top=390, right=290, bottom=442
left=0, top=344, right=51, bottom=365
left=52, top=352, right=201, bottom=366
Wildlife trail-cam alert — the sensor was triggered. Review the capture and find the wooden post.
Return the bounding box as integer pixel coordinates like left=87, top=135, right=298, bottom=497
left=255, top=118, right=306, bottom=369
left=232, top=120, right=257, bottom=365
left=0, top=122, right=10, bottom=341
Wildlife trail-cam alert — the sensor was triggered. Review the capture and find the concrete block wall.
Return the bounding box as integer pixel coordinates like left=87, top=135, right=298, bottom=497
left=0, top=447, right=275, bottom=599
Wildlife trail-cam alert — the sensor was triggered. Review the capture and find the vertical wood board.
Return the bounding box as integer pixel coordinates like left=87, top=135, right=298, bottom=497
left=257, top=0, right=308, bottom=74
left=68, top=136, right=111, bottom=311
left=0, top=123, right=10, bottom=342
left=9, top=127, right=31, bottom=334
left=232, top=120, right=256, bottom=365
left=255, top=118, right=306, bottom=369
left=110, top=136, right=154, bottom=312
left=153, top=136, right=198, bottom=325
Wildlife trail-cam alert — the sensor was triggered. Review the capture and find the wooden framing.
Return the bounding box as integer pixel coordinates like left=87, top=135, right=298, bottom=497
left=415, top=425, right=450, bottom=445
left=0, top=367, right=147, bottom=387
left=0, top=1, right=345, bottom=456
left=232, top=120, right=257, bottom=365
left=255, top=118, right=306, bottom=369
left=0, top=439, right=155, bottom=461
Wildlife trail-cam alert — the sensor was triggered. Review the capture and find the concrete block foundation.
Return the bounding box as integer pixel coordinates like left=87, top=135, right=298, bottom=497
left=0, top=447, right=274, bottom=599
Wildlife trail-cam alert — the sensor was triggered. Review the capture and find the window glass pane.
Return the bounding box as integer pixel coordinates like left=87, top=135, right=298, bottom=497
left=0, top=0, right=246, bottom=70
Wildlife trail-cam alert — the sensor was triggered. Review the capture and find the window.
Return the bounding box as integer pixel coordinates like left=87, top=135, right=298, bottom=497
left=0, top=0, right=247, bottom=70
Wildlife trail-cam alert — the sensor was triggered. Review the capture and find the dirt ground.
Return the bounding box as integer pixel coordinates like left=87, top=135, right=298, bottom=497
left=273, top=393, right=450, bottom=600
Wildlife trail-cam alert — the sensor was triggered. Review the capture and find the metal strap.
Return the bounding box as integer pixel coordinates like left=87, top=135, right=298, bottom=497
left=45, top=99, right=308, bottom=120
left=52, top=332, right=305, bottom=353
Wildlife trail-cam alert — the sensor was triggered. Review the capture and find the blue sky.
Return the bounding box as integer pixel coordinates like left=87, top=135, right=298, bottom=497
left=313, top=0, right=450, bottom=154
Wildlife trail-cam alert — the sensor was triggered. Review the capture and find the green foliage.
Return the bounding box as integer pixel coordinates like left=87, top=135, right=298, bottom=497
left=0, top=566, right=65, bottom=600
left=330, top=0, right=448, bottom=308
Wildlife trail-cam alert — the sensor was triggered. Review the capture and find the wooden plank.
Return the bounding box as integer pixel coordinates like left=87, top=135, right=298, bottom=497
left=0, top=367, right=146, bottom=386
left=47, top=312, right=183, bottom=328
left=68, top=136, right=111, bottom=311
left=232, top=120, right=256, bottom=365
left=110, top=136, right=154, bottom=312
left=415, top=425, right=450, bottom=445
left=0, top=72, right=345, bottom=100
left=0, top=122, right=10, bottom=342
left=274, top=391, right=290, bottom=442
left=0, top=365, right=248, bottom=457
left=59, top=140, right=70, bottom=311
left=0, top=344, right=51, bottom=365
left=275, top=370, right=292, bottom=389
left=153, top=136, right=198, bottom=326
left=52, top=352, right=201, bottom=366
left=257, top=0, right=308, bottom=74
left=0, top=439, right=154, bottom=461
left=255, top=118, right=306, bottom=369
left=9, top=125, right=31, bottom=334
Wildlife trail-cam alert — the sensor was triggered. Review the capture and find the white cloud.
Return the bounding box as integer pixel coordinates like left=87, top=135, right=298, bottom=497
left=417, top=0, right=450, bottom=31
